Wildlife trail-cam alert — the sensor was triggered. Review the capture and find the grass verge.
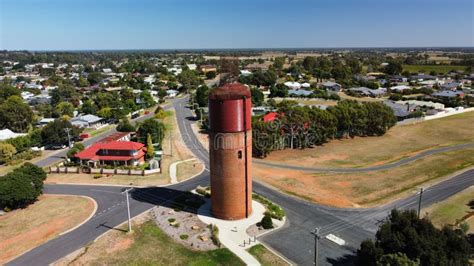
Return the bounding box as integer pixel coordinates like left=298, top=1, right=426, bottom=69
left=248, top=244, right=289, bottom=266
left=64, top=220, right=244, bottom=265
left=422, top=186, right=474, bottom=233
left=0, top=195, right=94, bottom=264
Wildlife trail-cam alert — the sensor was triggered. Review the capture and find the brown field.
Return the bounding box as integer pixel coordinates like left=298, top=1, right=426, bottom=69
left=0, top=195, right=94, bottom=264
left=46, top=109, right=201, bottom=186
left=255, top=147, right=474, bottom=208
left=262, top=111, right=474, bottom=169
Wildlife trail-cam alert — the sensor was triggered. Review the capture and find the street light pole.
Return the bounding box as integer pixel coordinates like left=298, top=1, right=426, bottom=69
left=311, top=227, right=321, bottom=266
left=417, top=187, right=424, bottom=218
left=64, top=128, right=72, bottom=148
left=122, top=187, right=133, bottom=232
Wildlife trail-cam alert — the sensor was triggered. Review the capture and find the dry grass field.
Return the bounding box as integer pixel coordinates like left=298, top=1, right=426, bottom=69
left=262, top=111, right=474, bottom=169
left=0, top=195, right=94, bottom=264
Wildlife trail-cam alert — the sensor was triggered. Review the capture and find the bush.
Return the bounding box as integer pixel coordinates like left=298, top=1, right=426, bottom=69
left=168, top=218, right=176, bottom=223
left=180, top=234, right=189, bottom=240
left=259, top=214, right=274, bottom=229
left=253, top=193, right=285, bottom=220
left=0, top=163, right=46, bottom=209
left=210, top=224, right=221, bottom=247
left=93, top=174, right=102, bottom=179
left=116, top=119, right=136, bottom=132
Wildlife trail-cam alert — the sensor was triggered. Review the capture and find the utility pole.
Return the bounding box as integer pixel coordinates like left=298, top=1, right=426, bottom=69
left=311, top=227, right=321, bottom=266
left=417, top=187, right=424, bottom=218
left=64, top=128, right=72, bottom=148
left=122, top=187, right=134, bottom=232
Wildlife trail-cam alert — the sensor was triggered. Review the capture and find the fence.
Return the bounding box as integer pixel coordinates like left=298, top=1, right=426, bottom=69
left=398, top=107, right=474, bottom=125
left=49, top=166, right=160, bottom=176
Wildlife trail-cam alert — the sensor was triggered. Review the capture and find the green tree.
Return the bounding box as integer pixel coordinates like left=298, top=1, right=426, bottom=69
left=269, top=84, right=288, bottom=98
left=0, top=143, right=17, bottom=164
left=377, top=253, right=419, bottom=266
left=251, top=88, right=264, bottom=106
left=146, top=133, right=154, bottom=159
left=80, top=99, right=98, bottom=115
left=178, top=69, right=201, bottom=92
left=116, top=119, right=136, bottom=132
left=41, top=119, right=81, bottom=146
left=50, top=85, right=81, bottom=106
left=195, top=85, right=210, bottom=107
left=139, top=90, right=156, bottom=108
left=384, top=62, right=403, bottom=75
left=55, top=102, right=75, bottom=117
left=77, top=76, right=90, bottom=87
left=356, top=209, right=470, bottom=266
left=137, top=118, right=165, bottom=146
left=0, top=95, right=34, bottom=133
left=0, top=84, right=20, bottom=103
left=205, top=71, right=217, bottom=79
left=87, top=72, right=103, bottom=85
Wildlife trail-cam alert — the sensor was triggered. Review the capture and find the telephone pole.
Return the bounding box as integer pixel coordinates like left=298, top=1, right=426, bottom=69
left=311, top=227, right=321, bottom=266
left=122, top=187, right=134, bottom=232
left=64, top=128, right=72, bottom=148
left=417, top=187, right=424, bottom=218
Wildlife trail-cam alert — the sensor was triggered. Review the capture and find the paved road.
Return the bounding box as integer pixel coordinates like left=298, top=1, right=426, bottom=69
left=9, top=96, right=474, bottom=266
left=254, top=142, right=474, bottom=173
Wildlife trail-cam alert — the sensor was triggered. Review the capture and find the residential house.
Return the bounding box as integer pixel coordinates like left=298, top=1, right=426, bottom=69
left=70, top=114, right=104, bottom=128
left=432, top=91, right=464, bottom=99
left=288, top=89, right=313, bottom=97
left=321, top=81, right=342, bottom=92
left=347, top=87, right=387, bottom=97
left=199, top=65, right=217, bottom=74
left=441, top=82, right=461, bottom=91
left=0, top=129, right=27, bottom=141
left=75, top=141, right=146, bottom=167
left=390, top=85, right=411, bottom=92
left=383, top=101, right=417, bottom=120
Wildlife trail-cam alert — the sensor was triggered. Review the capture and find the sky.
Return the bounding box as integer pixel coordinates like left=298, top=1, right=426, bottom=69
left=0, top=0, right=473, bottom=50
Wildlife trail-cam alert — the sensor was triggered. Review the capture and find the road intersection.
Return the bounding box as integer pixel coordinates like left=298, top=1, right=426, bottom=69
left=8, top=96, right=474, bottom=266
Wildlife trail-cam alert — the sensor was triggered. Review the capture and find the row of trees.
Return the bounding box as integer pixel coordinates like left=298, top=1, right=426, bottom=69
left=252, top=100, right=397, bottom=157
left=356, top=209, right=471, bottom=266
left=0, top=163, right=47, bottom=210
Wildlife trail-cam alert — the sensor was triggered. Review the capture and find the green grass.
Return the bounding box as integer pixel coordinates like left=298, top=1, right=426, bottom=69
left=248, top=244, right=288, bottom=266
left=423, top=187, right=474, bottom=231
left=90, top=221, right=244, bottom=266
left=402, top=64, right=468, bottom=74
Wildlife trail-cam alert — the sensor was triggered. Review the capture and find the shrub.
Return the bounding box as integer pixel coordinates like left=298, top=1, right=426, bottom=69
left=259, top=213, right=274, bottom=229
left=168, top=218, right=176, bottom=223
left=173, top=222, right=180, bottom=228
left=93, top=174, right=102, bottom=179
left=210, top=224, right=221, bottom=247
left=180, top=234, right=189, bottom=240
left=253, top=193, right=285, bottom=220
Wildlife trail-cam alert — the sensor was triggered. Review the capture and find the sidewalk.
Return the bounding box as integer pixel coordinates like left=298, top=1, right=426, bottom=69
left=197, top=200, right=266, bottom=265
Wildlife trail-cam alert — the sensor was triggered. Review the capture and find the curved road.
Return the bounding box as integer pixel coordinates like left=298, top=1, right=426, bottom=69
left=8, top=96, right=474, bottom=266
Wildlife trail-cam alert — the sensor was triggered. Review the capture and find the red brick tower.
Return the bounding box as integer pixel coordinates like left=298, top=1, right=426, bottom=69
left=208, top=83, right=252, bottom=220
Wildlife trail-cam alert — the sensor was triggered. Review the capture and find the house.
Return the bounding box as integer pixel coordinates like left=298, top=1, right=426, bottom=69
left=288, top=89, right=313, bottom=97
left=383, top=101, right=417, bottom=120
left=390, top=75, right=408, bottom=83
left=411, top=74, right=437, bottom=81
left=199, top=65, right=217, bottom=74
left=347, top=87, right=387, bottom=97
left=0, top=129, right=27, bottom=141
left=284, top=81, right=301, bottom=90
left=432, top=91, right=464, bottom=99
left=390, top=85, right=411, bottom=92
left=38, top=118, right=55, bottom=126
left=166, top=89, right=179, bottom=98
left=441, top=82, right=461, bottom=91
left=240, top=70, right=252, bottom=76
left=321, top=81, right=342, bottom=92
left=263, top=112, right=279, bottom=122
left=75, top=141, right=146, bottom=167
left=99, top=132, right=133, bottom=143
left=70, top=114, right=104, bottom=128
left=396, top=100, right=445, bottom=110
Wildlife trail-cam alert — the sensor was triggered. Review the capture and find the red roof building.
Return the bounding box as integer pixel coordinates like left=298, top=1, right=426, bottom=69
left=263, top=112, right=279, bottom=122
left=75, top=141, right=146, bottom=167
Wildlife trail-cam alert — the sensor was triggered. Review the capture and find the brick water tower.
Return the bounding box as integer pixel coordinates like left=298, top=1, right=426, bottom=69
left=208, top=83, right=252, bottom=220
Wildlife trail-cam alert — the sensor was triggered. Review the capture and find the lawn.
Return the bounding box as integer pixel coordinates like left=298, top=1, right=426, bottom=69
left=260, top=111, right=474, bottom=169
left=402, top=64, right=468, bottom=74
left=255, top=147, right=474, bottom=208
left=61, top=220, right=244, bottom=265
left=0, top=195, right=94, bottom=264
left=422, top=186, right=474, bottom=233
left=248, top=244, right=289, bottom=266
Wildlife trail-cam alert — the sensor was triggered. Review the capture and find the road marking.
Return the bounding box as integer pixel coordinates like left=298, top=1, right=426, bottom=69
left=325, top=234, right=346, bottom=246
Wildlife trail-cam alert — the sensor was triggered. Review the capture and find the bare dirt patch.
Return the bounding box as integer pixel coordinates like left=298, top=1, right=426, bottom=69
left=0, top=195, right=94, bottom=264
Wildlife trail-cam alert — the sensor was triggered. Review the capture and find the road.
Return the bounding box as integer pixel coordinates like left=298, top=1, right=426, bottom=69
left=9, top=96, right=474, bottom=266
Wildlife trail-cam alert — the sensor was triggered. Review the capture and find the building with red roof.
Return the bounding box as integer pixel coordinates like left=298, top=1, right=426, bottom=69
left=75, top=141, right=146, bottom=167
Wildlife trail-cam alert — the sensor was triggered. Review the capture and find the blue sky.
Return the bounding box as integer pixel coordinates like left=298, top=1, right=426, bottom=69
left=0, top=0, right=473, bottom=50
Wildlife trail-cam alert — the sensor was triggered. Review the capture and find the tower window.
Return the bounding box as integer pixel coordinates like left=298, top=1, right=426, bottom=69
left=238, top=150, right=242, bottom=159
